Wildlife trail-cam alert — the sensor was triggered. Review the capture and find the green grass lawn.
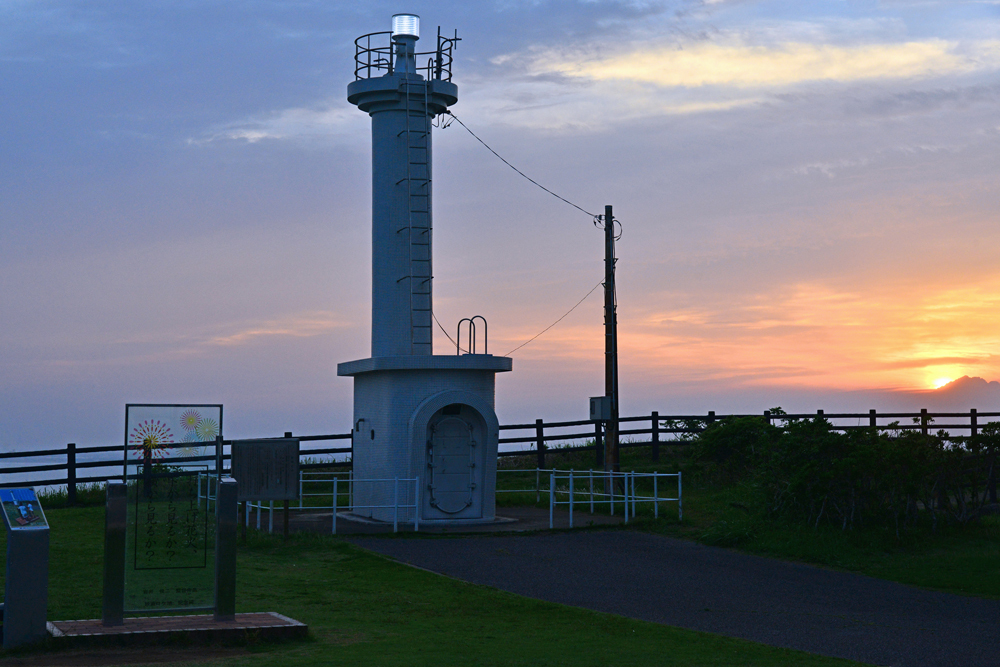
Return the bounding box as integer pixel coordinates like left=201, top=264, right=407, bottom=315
left=2, top=446, right=994, bottom=666
left=0, top=505, right=866, bottom=667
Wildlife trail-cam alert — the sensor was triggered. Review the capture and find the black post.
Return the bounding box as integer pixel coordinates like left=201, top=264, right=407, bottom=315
left=216, top=435, right=224, bottom=475
left=594, top=420, right=604, bottom=469
left=67, top=443, right=77, bottom=506
left=214, top=478, right=238, bottom=622
left=870, top=409, right=877, bottom=428
left=921, top=408, right=928, bottom=436
left=102, top=481, right=126, bottom=627
left=651, top=411, right=660, bottom=462
left=707, top=410, right=716, bottom=425
left=763, top=410, right=770, bottom=424
left=971, top=409, right=978, bottom=437
left=536, top=419, right=546, bottom=470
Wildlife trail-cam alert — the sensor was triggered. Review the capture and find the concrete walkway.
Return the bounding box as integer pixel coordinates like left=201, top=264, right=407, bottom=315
left=348, top=530, right=1000, bottom=667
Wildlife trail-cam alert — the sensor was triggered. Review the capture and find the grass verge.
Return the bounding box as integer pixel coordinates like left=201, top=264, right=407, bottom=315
left=0, top=505, right=866, bottom=667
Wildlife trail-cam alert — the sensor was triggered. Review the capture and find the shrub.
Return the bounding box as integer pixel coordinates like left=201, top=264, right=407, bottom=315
left=690, top=415, right=998, bottom=536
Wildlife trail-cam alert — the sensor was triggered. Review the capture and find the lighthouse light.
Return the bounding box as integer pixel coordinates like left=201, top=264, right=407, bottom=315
left=392, top=14, right=419, bottom=38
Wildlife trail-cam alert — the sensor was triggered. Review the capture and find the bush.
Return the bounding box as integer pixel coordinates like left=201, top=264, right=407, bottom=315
left=690, top=415, right=999, bottom=536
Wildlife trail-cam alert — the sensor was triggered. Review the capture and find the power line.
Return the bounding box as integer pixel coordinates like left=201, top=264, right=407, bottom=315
left=442, top=110, right=598, bottom=219
left=432, top=310, right=469, bottom=354
left=505, top=280, right=604, bottom=356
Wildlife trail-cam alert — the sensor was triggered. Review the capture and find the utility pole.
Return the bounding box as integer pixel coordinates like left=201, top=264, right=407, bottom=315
left=603, top=204, right=620, bottom=474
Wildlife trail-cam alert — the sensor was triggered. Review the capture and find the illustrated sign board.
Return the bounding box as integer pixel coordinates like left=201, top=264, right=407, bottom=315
left=1, top=488, right=47, bottom=531
left=231, top=438, right=301, bottom=502
left=124, top=404, right=223, bottom=464
left=122, top=404, right=222, bottom=613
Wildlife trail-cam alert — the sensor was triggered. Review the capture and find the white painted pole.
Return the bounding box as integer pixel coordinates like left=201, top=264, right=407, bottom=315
left=632, top=471, right=637, bottom=518
left=569, top=470, right=574, bottom=529
left=678, top=471, right=683, bottom=521
left=589, top=469, right=594, bottom=514
left=414, top=476, right=420, bottom=532
left=624, top=472, right=629, bottom=524
left=549, top=473, right=555, bottom=529
left=654, top=473, right=659, bottom=519
left=610, top=472, right=615, bottom=516
left=268, top=500, right=274, bottom=533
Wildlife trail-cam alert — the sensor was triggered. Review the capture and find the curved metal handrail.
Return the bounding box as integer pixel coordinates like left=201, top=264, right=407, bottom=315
left=456, top=315, right=488, bottom=355
left=354, top=29, right=459, bottom=82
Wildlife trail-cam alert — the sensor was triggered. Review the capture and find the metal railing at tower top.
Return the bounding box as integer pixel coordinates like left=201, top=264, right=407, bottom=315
left=354, top=29, right=460, bottom=82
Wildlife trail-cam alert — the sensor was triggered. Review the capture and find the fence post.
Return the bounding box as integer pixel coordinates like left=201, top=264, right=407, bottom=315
left=67, top=443, right=77, bottom=506
left=707, top=410, right=715, bottom=425
left=393, top=477, right=399, bottom=534
left=623, top=472, right=629, bottom=524
left=971, top=409, right=978, bottom=437
left=549, top=472, right=555, bottom=529
left=594, top=420, right=604, bottom=469
left=817, top=409, right=824, bottom=420
left=332, top=478, right=338, bottom=535
left=678, top=471, right=683, bottom=521
left=536, top=419, right=546, bottom=470
left=653, top=473, right=658, bottom=519
left=870, top=409, right=877, bottom=428
left=921, top=408, right=928, bottom=436
left=569, top=470, right=574, bottom=529
left=651, top=412, right=659, bottom=462
left=763, top=410, right=770, bottom=424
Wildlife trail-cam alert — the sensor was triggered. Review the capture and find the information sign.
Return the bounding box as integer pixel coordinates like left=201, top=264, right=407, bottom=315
left=1, top=488, right=47, bottom=531
left=122, top=404, right=222, bottom=613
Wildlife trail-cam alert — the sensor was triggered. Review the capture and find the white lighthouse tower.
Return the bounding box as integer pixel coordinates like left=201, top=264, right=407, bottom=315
left=338, top=14, right=511, bottom=524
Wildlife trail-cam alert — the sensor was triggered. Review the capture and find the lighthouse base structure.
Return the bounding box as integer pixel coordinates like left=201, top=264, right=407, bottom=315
left=337, top=355, right=512, bottom=525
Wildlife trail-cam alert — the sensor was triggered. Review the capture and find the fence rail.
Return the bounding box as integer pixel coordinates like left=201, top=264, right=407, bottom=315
left=2, top=409, right=998, bottom=501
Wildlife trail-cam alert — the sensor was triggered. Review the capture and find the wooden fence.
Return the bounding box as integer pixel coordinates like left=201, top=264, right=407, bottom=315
left=1, top=409, right=997, bottom=502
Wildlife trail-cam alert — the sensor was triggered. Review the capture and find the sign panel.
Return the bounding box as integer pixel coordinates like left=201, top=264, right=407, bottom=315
left=231, top=438, right=301, bottom=502
left=123, top=404, right=222, bottom=613
left=1, top=488, right=47, bottom=531
left=124, top=404, right=223, bottom=464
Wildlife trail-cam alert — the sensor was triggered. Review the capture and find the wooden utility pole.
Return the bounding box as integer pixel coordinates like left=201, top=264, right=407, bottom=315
left=603, top=204, right=620, bottom=474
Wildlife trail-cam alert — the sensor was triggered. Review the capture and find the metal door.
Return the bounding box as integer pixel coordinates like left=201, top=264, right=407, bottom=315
left=427, top=415, right=476, bottom=514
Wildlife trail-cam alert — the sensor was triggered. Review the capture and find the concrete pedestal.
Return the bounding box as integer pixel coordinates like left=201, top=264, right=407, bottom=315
left=338, top=354, right=511, bottom=524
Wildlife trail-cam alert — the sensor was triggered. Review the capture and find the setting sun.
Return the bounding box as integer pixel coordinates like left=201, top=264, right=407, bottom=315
left=933, top=377, right=953, bottom=389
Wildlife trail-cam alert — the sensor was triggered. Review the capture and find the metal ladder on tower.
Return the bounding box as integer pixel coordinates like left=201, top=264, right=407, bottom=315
left=398, top=76, right=433, bottom=354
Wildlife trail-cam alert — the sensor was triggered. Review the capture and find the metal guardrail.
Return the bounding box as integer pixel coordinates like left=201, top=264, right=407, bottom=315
left=497, top=468, right=681, bottom=528
left=354, top=29, right=459, bottom=82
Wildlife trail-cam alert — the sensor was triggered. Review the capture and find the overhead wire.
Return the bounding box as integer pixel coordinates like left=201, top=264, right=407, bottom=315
left=432, top=310, right=469, bottom=354
left=442, top=110, right=598, bottom=218
left=438, top=111, right=618, bottom=357
left=504, top=280, right=604, bottom=356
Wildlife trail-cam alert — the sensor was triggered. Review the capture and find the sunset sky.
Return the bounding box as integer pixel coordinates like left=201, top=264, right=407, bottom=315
left=3, top=0, right=1000, bottom=448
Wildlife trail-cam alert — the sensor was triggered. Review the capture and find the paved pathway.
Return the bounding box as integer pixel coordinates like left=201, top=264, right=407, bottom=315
left=349, top=531, right=1000, bottom=667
